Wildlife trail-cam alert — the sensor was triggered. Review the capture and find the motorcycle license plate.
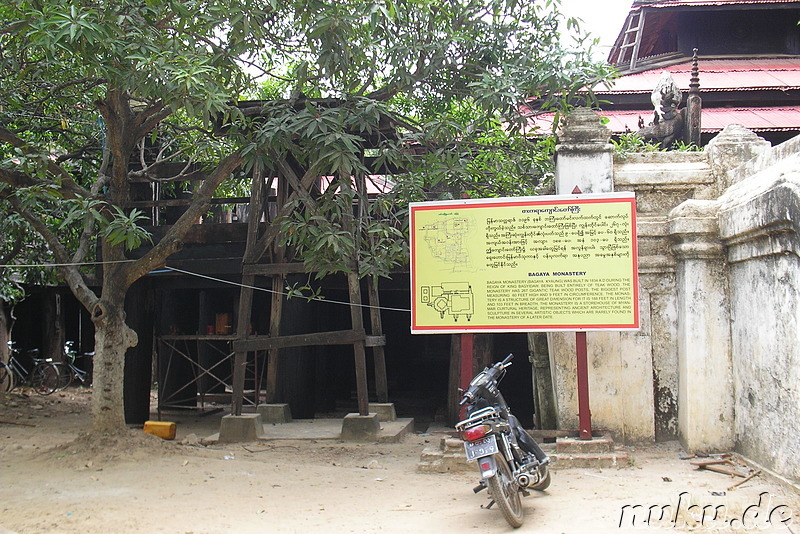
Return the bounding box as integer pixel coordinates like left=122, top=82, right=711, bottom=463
left=464, top=435, right=499, bottom=461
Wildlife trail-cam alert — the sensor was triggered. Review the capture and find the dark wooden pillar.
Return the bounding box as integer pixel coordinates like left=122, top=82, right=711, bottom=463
left=366, top=277, right=388, bottom=402
left=528, top=332, right=557, bottom=430
left=347, top=271, right=370, bottom=416
left=264, top=275, right=284, bottom=403
left=124, top=280, right=154, bottom=425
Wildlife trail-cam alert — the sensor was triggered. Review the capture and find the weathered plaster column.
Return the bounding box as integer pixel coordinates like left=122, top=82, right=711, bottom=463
left=554, top=107, right=614, bottom=195
left=669, top=200, right=734, bottom=452
left=550, top=108, right=656, bottom=442
left=705, top=124, right=770, bottom=192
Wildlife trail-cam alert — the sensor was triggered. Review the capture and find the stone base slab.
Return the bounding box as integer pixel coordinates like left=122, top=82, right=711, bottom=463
left=257, top=403, right=292, bottom=424
left=340, top=413, right=381, bottom=441
left=218, top=414, right=265, bottom=443
left=368, top=403, right=397, bottom=422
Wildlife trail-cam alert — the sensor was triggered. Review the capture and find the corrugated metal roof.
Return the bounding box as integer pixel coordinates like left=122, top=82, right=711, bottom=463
left=601, top=58, right=800, bottom=93
left=632, top=0, right=798, bottom=8
left=527, top=106, right=800, bottom=134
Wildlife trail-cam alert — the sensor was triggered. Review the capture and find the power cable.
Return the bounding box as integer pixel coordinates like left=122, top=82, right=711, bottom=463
left=163, top=265, right=411, bottom=313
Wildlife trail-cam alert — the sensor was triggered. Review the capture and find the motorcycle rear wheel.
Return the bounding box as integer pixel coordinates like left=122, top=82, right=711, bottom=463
left=487, top=454, right=524, bottom=528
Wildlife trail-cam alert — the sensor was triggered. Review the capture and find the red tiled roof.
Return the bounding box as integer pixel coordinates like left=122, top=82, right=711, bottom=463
left=600, top=58, right=800, bottom=93
left=527, top=106, right=800, bottom=134
left=631, top=0, right=797, bottom=7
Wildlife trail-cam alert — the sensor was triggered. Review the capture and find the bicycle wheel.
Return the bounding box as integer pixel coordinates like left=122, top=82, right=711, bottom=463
left=54, top=363, right=74, bottom=390
left=0, top=363, right=13, bottom=392
left=31, top=363, right=59, bottom=395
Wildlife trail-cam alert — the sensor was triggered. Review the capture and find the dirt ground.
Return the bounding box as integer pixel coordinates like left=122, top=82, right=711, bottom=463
left=1, top=389, right=798, bottom=534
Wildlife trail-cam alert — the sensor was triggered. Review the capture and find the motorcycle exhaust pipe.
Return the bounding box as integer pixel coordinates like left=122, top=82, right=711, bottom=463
left=516, top=473, right=531, bottom=488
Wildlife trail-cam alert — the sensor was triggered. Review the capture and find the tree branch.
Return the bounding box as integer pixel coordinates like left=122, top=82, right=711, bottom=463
left=7, top=196, right=99, bottom=311
left=0, top=126, right=89, bottom=198
left=118, top=150, right=245, bottom=287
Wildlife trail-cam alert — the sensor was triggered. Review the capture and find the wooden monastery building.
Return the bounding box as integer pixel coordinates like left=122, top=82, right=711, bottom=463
left=530, top=0, right=800, bottom=146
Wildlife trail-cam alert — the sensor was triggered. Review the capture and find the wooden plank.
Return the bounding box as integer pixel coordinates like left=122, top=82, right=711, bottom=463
left=242, top=263, right=308, bottom=276
left=703, top=464, right=748, bottom=478
left=160, top=258, right=247, bottom=275
left=127, top=197, right=254, bottom=208
left=233, top=329, right=366, bottom=352
left=365, top=335, right=386, bottom=347
left=690, top=458, right=731, bottom=468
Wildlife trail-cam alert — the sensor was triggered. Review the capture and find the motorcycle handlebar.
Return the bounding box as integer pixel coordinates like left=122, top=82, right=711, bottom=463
left=499, top=353, right=513, bottom=368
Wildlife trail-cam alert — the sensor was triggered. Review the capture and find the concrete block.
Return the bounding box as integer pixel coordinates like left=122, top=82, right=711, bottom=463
left=257, top=403, right=292, bottom=424
left=550, top=452, right=631, bottom=469
left=556, top=434, right=614, bottom=454
left=218, top=414, right=264, bottom=443
left=340, top=413, right=380, bottom=441
left=368, top=403, right=397, bottom=422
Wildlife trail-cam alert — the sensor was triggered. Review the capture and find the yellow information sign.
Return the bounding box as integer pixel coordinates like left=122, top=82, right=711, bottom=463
left=409, top=193, right=639, bottom=333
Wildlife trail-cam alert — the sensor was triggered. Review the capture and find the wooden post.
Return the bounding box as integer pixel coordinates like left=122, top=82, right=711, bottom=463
left=264, top=275, right=284, bottom=403
left=528, top=332, right=557, bottom=430
left=232, top=161, right=265, bottom=416
left=459, top=333, right=474, bottom=419
left=366, top=277, right=389, bottom=403
left=231, top=276, right=253, bottom=416
left=346, top=271, right=370, bottom=416
left=686, top=48, right=702, bottom=147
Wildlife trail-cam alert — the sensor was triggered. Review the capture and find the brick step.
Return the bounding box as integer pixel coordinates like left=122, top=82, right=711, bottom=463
left=550, top=451, right=631, bottom=469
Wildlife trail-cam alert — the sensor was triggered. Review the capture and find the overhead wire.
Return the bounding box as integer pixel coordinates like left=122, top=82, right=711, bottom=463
left=0, top=259, right=412, bottom=313
left=163, top=265, right=411, bottom=313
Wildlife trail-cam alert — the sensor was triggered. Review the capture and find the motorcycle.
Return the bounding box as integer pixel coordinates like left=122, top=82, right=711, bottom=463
left=455, top=353, right=550, bottom=528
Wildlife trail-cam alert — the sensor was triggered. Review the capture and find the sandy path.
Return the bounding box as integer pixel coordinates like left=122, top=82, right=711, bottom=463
left=1, top=390, right=797, bottom=533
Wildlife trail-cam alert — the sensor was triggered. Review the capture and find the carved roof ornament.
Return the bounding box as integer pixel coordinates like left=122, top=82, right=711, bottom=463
left=635, top=52, right=702, bottom=148
left=651, top=71, right=682, bottom=122
left=686, top=49, right=702, bottom=147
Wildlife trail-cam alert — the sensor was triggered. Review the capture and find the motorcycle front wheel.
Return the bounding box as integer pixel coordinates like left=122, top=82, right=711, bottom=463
left=487, top=454, right=524, bottom=528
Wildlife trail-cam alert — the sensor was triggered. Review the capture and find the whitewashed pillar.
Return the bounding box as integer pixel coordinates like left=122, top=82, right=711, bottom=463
left=554, top=107, right=614, bottom=195
left=669, top=199, right=734, bottom=452
left=550, top=108, right=656, bottom=442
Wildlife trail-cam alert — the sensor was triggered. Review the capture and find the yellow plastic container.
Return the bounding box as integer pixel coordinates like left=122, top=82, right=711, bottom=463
left=143, top=421, right=177, bottom=440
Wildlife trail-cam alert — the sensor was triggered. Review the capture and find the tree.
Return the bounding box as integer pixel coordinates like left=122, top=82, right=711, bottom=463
left=0, top=0, right=613, bottom=435
left=1, top=0, right=276, bottom=433
left=0, top=214, right=52, bottom=369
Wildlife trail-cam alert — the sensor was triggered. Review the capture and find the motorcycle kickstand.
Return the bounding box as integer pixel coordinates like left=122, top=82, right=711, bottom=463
left=481, top=500, right=496, bottom=510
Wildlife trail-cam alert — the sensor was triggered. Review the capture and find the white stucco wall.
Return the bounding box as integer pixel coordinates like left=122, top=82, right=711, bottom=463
left=551, top=114, right=800, bottom=482
left=717, top=152, right=800, bottom=480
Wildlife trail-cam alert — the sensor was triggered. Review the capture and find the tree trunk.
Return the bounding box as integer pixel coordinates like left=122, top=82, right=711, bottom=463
left=90, top=297, right=138, bottom=435
left=0, top=302, right=9, bottom=363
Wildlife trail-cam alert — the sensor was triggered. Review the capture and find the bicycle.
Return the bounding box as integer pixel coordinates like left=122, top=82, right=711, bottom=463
left=54, top=341, right=92, bottom=389
left=0, top=342, right=60, bottom=395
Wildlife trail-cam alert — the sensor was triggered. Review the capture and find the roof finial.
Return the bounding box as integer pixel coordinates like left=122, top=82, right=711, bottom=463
left=687, top=48, right=702, bottom=147
left=690, top=48, right=700, bottom=94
